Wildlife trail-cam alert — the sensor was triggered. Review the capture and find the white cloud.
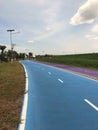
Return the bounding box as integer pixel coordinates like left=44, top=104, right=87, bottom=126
left=85, top=34, right=98, bottom=40
left=85, top=23, right=98, bottom=40
left=93, top=36, right=98, bottom=40
left=92, top=24, right=98, bottom=33
left=46, top=27, right=52, bottom=31
left=0, top=0, right=64, bottom=37
left=85, top=34, right=93, bottom=39
left=42, top=0, right=62, bottom=24
left=70, top=0, right=98, bottom=25
left=28, top=40, right=35, bottom=43
left=28, top=21, right=65, bottom=42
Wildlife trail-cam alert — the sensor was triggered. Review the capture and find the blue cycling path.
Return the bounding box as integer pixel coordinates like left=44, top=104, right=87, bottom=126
left=20, top=60, right=98, bottom=130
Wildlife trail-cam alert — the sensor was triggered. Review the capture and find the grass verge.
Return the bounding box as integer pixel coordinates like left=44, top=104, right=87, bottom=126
left=0, top=61, right=24, bottom=130
left=36, top=53, right=98, bottom=70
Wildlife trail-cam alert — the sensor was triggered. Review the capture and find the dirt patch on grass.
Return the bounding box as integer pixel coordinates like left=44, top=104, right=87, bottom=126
left=0, top=62, right=25, bottom=130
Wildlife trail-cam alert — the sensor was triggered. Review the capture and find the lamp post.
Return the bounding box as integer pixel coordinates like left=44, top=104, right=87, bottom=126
left=7, top=29, right=15, bottom=62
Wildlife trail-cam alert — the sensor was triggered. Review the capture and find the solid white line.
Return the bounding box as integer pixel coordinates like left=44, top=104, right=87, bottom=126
left=58, top=78, right=64, bottom=83
left=18, top=63, right=28, bottom=130
left=48, top=72, right=51, bottom=75
left=84, top=99, right=98, bottom=111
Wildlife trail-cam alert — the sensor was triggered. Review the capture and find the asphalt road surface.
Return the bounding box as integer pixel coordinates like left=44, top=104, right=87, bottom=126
left=20, top=60, right=98, bottom=130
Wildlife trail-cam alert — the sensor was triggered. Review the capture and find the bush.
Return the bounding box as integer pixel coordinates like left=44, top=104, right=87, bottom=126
left=0, top=53, right=8, bottom=62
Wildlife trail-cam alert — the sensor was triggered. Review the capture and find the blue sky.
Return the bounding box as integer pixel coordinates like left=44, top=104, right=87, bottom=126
left=0, top=0, right=98, bottom=55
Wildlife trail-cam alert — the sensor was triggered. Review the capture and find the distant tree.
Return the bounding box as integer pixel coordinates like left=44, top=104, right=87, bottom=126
left=18, top=53, right=25, bottom=59
left=29, top=52, right=33, bottom=59
left=7, top=50, right=11, bottom=60
left=7, top=50, right=19, bottom=60
left=0, top=45, right=6, bottom=53
left=0, top=45, right=7, bottom=62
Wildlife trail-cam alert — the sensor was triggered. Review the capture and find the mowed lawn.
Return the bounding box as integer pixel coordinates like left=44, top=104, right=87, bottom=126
left=0, top=61, right=25, bottom=130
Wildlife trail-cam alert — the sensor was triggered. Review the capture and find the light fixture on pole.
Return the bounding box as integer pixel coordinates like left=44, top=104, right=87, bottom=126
left=7, top=29, right=15, bottom=62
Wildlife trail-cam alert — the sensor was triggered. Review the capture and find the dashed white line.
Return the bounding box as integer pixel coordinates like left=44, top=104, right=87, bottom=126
left=58, top=78, right=64, bottom=83
left=84, top=99, right=98, bottom=111
left=48, top=72, right=52, bottom=75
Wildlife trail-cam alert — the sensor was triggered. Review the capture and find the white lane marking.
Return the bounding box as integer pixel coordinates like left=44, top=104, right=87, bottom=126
left=58, top=78, right=64, bottom=83
left=48, top=72, right=51, bottom=75
left=18, top=63, right=28, bottom=130
left=84, top=99, right=98, bottom=111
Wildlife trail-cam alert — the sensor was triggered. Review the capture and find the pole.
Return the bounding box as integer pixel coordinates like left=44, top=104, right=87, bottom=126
left=7, top=29, right=15, bottom=62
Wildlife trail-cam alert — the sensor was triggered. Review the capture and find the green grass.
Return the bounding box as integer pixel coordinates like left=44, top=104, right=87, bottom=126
left=0, top=61, right=25, bottom=130
left=36, top=53, right=98, bottom=70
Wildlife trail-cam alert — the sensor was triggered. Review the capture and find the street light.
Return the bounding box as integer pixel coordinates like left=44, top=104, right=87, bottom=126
left=7, top=29, right=15, bottom=62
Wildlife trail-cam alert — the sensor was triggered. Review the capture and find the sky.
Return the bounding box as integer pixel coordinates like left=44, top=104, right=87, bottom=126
left=0, top=0, right=98, bottom=55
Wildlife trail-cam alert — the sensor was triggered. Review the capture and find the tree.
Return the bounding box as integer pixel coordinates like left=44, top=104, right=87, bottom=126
left=0, top=45, right=6, bottom=53
left=29, top=52, right=33, bottom=59
left=0, top=45, right=7, bottom=62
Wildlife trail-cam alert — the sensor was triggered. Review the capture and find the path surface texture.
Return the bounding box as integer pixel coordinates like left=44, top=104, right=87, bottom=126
left=20, top=60, right=98, bottom=130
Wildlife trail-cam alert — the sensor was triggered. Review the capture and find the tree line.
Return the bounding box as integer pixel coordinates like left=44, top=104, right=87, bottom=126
left=0, top=45, right=33, bottom=62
